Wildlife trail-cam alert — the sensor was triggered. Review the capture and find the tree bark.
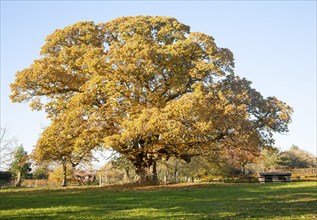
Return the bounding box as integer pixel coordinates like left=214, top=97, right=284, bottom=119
left=241, top=161, right=248, bottom=175
left=123, top=168, right=130, bottom=183
left=132, top=150, right=159, bottom=185
left=242, top=165, right=246, bottom=175
left=15, top=171, right=22, bottom=187
left=175, top=171, right=179, bottom=183
left=62, top=161, right=67, bottom=187
left=136, top=166, right=147, bottom=186
left=152, top=160, right=158, bottom=184
left=135, top=162, right=159, bottom=185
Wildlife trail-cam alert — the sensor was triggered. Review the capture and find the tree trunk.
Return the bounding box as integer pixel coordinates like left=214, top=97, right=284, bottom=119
left=242, top=165, right=246, bottom=175
left=136, top=166, right=147, bottom=186
left=174, top=160, right=179, bottom=183
left=123, top=168, right=130, bottom=183
left=135, top=163, right=159, bottom=185
left=152, top=161, right=158, bottom=184
left=132, top=151, right=158, bottom=185
left=188, top=176, right=194, bottom=182
left=62, top=161, right=67, bottom=187
left=241, top=162, right=247, bottom=175
left=15, top=171, right=22, bottom=187
left=174, top=171, right=179, bottom=183
left=163, top=173, right=167, bottom=185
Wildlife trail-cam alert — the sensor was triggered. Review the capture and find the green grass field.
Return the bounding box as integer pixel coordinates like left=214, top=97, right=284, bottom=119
left=1, top=182, right=316, bottom=219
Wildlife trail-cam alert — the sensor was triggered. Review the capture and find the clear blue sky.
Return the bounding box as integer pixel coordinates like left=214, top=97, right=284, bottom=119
left=1, top=1, right=316, bottom=157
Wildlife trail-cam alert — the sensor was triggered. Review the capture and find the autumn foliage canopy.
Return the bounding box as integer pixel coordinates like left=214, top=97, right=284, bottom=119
left=10, top=16, right=293, bottom=184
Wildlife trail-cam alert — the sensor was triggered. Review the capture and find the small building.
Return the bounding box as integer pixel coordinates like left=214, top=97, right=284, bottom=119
left=74, top=171, right=96, bottom=185
left=258, top=172, right=292, bottom=183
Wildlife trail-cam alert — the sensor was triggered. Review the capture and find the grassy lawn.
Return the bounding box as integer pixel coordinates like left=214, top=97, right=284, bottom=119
left=0, top=182, right=316, bottom=219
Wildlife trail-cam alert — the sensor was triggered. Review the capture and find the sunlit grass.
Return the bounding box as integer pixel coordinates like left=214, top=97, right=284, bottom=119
left=1, top=182, right=316, bottom=219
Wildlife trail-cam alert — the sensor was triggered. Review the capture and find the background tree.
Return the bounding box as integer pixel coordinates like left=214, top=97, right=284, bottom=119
left=11, top=16, right=293, bottom=185
left=280, top=145, right=317, bottom=168
left=32, top=162, right=50, bottom=179
left=256, top=146, right=282, bottom=172
left=111, top=154, right=136, bottom=183
left=0, top=127, right=18, bottom=171
left=48, top=164, right=75, bottom=185
left=32, top=111, right=99, bottom=186
left=224, top=148, right=260, bottom=175
left=9, top=145, right=31, bottom=187
left=180, top=153, right=225, bottom=178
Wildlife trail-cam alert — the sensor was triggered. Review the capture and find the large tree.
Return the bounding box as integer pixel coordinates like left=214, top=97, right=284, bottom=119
left=11, top=16, right=293, bottom=184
